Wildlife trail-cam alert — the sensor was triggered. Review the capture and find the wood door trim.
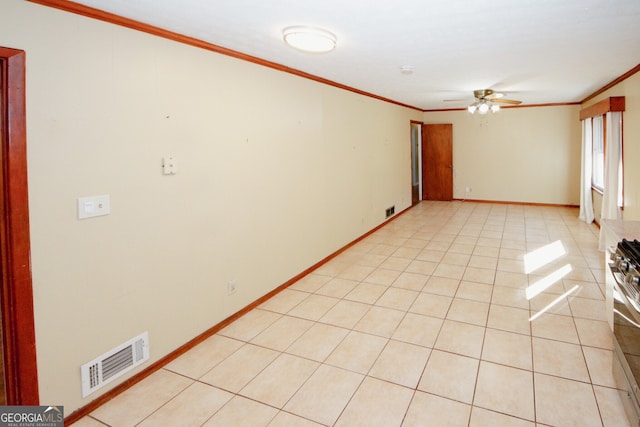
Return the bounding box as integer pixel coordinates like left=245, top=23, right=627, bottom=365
left=0, top=47, right=39, bottom=405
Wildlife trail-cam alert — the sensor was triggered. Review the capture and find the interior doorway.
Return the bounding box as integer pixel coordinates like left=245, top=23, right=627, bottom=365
left=0, top=46, right=40, bottom=405
left=410, top=121, right=422, bottom=205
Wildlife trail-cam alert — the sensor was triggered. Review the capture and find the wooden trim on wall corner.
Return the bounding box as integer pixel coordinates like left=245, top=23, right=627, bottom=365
left=581, top=64, right=640, bottom=104
left=27, top=0, right=424, bottom=112
left=579, top=96, right=625, bottom=121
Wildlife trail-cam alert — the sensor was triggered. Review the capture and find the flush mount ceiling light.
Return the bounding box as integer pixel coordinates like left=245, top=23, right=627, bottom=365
left=400, top=65, right=414, bottom=74
left=283, top=26, right=337, bottom=53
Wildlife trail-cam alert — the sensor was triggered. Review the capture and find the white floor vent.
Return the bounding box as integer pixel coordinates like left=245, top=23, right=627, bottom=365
left=81, top=332, right=150, bottom=397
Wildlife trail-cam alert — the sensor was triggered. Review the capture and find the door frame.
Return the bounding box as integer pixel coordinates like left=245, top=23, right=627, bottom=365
left=410, top=120, right=423, bottom=205
left=0, top=47, right=39, bottom=404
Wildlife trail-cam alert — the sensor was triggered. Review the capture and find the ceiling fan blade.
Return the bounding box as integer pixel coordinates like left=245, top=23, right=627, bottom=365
left=492, top=98, right=522, bottom=105
left=484, top=92, right=504, bottom=100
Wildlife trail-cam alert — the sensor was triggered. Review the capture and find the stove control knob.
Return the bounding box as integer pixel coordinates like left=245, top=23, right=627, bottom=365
left=618, top=260, right=630, bottom=272
left=627, top=275, right=640, bottom=287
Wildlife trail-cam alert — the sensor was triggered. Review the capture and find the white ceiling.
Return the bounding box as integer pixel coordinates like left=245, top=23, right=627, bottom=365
left=71, top=0, right=640, bottom=110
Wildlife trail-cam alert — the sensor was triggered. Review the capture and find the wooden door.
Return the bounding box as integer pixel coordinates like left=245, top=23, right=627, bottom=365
left=422, top=124, right=453, bottom=201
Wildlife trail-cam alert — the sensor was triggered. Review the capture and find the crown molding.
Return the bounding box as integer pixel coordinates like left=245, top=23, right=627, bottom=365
left=581, top=64, right=640, bottom=104
left=27, top=0, right=424, bottom=112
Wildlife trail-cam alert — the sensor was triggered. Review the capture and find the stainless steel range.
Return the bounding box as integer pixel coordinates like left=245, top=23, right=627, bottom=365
left=610, top=238, right=640, bottom=426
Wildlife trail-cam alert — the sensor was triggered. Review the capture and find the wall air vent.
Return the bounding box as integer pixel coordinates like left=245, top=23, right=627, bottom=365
left=81, top=332, right=149, bottom=397
left=385, top=205, right=395, bottom=218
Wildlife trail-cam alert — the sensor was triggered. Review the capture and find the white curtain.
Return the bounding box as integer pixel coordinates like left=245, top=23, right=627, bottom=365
left=599, top=111, right=623, bottom=249
left=579, top=118, right=594, bottom=223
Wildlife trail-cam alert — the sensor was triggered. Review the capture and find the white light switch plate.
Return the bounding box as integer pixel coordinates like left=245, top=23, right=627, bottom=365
left=78, top=195, right=110, bottom=219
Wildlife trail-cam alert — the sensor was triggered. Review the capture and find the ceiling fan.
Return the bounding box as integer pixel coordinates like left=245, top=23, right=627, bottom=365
left=468, top=89, right=521, bottom=114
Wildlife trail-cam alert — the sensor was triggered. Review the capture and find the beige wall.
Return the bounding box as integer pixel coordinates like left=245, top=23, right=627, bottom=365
left=1, top=0, right=422, bottom=412
left=581, top=70, right=640, bottom=220
left=423, top=105, right=582, bottom=205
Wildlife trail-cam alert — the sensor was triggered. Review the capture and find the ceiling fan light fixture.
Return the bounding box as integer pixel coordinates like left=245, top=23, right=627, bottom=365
left=468, top=89, right=520, bottom=114
left=283, top=26, right=337, bottom=53
left=477, top=102, right=490, bottom=114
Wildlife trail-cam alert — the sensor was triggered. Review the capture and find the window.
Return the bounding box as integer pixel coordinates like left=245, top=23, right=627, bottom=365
left=591, top=115, right=604, bottom=191
left=580, top=97, right=625, bottom=200
left=579, top=97, right=625, bottom=224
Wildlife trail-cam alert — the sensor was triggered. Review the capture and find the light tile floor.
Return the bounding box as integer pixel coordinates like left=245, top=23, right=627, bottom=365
left=74, top=201, right=631, bottom=426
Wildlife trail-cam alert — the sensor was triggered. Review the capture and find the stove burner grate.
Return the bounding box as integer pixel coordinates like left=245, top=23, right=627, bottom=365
left=620, top=239, right=640, bottom=266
